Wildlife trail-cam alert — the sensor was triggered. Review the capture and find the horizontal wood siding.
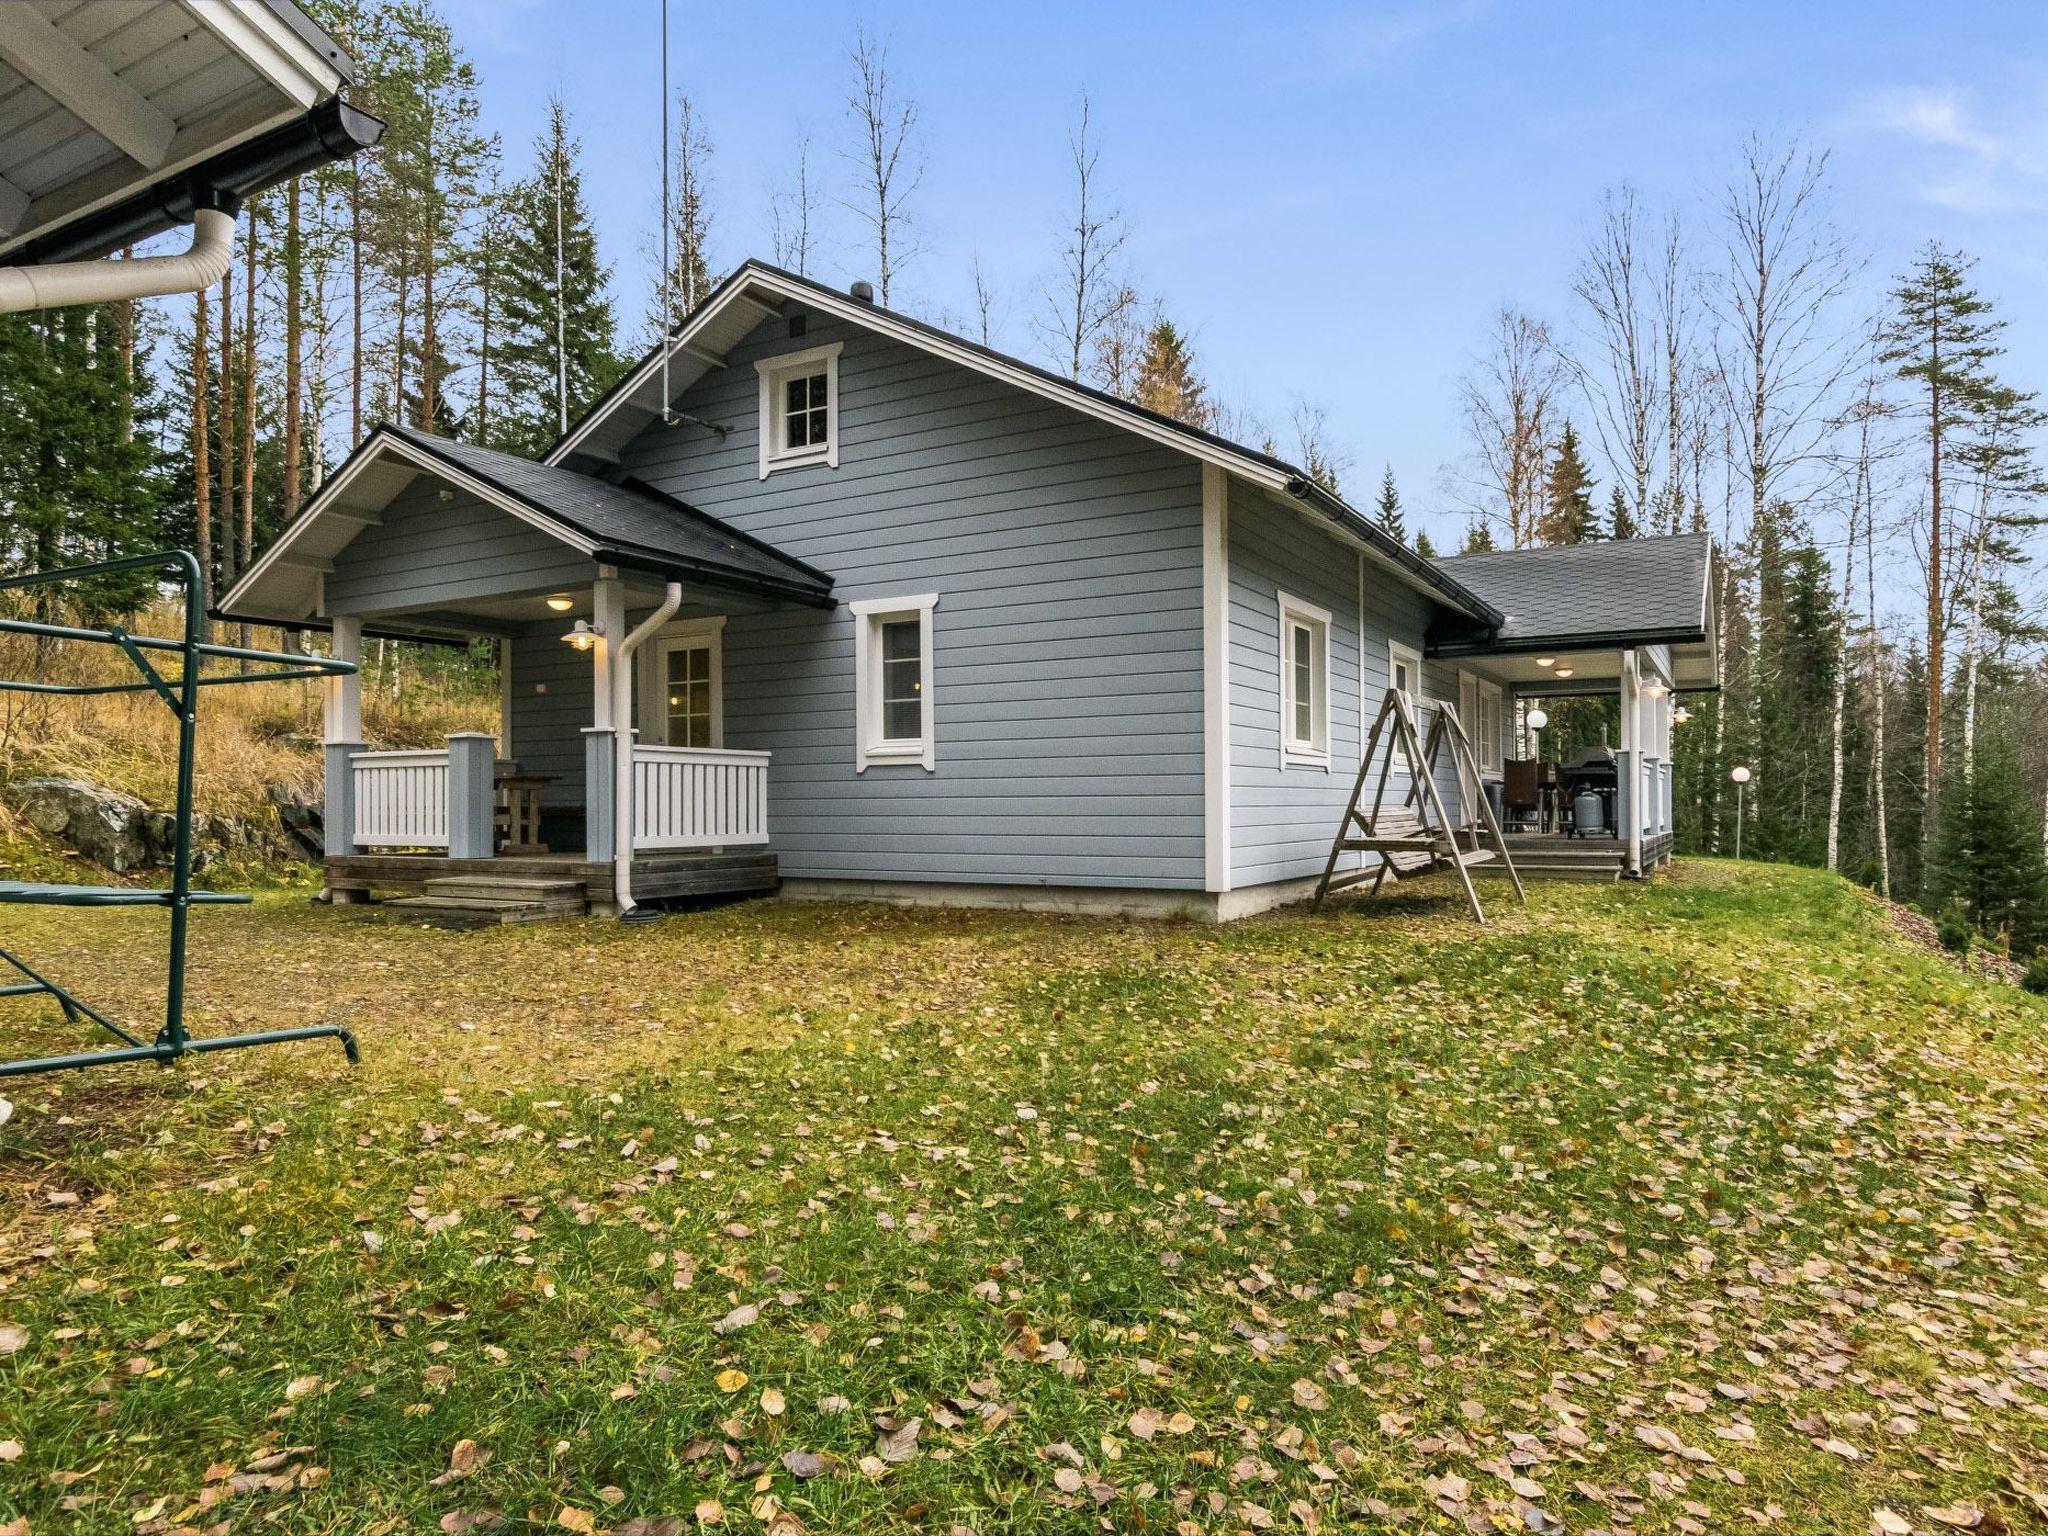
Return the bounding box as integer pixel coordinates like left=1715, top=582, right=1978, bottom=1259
left=616, top=306, right=1206, bottom=890
left=1225, top=485, right=1463, bottom=889
left=325, top=480, right=590, bottom=614
left=507, top=620, right=593, bottom=805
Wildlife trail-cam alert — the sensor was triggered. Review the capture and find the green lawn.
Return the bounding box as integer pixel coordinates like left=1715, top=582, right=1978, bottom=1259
left=1, top=863, right=2044, bottom=1536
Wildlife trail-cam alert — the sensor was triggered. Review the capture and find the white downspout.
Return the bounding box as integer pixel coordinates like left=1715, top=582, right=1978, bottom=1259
left=0, top=208, right=236, bottom=315
left=612, top=582, right=683, bottom=919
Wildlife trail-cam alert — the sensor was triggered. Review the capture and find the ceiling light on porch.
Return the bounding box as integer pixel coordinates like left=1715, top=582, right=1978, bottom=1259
left=1534, top=657, right=1556, bottom=668
left=545, top=595, right=575, bottom=612
left=1553, top=667, right=1574, bottom=678
left=562, top=618, right=603, bottom=651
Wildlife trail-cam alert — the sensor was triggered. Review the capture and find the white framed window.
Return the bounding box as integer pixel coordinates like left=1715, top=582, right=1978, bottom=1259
left=1388, top=640, right=1423, bottom=708
left=850, top=593, right=937, bottom=771
left=637, top=616, right=725, bottom=748
left=1277, top=590, right=1331, bottom=768
left=754, top=342, right=843, bottom=477
left=1458, top=670, right=1503, bottom=775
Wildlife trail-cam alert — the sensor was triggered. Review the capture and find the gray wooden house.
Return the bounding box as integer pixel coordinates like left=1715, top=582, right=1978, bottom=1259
left=222, top=261, right=1719, bottom=921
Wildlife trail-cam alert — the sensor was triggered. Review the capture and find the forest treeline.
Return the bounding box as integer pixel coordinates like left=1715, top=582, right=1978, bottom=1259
left=0, top=2, right=2040, bottom=952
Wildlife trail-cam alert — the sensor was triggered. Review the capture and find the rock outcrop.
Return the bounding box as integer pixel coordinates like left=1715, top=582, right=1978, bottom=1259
left=2, top=777, right=321, bottom=872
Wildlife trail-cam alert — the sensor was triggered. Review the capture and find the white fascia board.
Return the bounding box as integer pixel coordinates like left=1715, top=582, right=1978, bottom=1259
left=180, top=0, right=348, bottom=109
left=224, top=431, right=598, bottom=616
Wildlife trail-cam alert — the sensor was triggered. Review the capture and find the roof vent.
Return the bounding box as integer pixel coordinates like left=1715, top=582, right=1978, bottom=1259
left=849, top=279, right=875, bottom=304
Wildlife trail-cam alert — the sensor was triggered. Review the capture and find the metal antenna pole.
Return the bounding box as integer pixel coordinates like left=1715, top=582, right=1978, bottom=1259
left=659, top=0, right=672, bottom=425
left=554, top=109, right=567, bottom=435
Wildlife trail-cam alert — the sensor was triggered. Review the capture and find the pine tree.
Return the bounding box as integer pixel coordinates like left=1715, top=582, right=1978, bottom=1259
left=1460, top=520, right=1496, bottom=554
left=1878, top=245, right=2005, bottom=830
left=1131, top=317, right=1207, bottom=426
left=1537, top=421, right=1597, bottom=544
left=490, top=97, right=623, bottom=456
left=1608, top=484, right=1637, bottom=540
left=1375, top=465, right=1406, bottom=544
left=1414, top=528, right=1439, bottom=559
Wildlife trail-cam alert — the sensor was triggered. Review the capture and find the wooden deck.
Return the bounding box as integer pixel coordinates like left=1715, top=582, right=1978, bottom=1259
left=324, top=849, right=779, bottom=919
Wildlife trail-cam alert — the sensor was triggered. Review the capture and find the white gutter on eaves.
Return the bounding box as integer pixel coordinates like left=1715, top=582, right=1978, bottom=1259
left=0, top=208, right=235, bottom=316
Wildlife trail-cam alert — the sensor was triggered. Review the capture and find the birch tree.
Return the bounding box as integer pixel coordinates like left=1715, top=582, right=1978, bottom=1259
left=1710, top=136, right=1858, bottom=551
left=1455, top=308, right=1565, bottom=547
left=1574, top=185, right=1659, bottom=530
left=770, top=133, right=816, bottom=278
left=845, top=28, right=919, bottom=305
left=1042, top=92, right=1131, bottom=382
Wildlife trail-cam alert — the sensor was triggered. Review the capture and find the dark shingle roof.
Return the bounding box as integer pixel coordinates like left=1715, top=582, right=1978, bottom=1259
left=1432, top=533, right=1713, bottom=648
left=382, top=424, right=833, bottom=605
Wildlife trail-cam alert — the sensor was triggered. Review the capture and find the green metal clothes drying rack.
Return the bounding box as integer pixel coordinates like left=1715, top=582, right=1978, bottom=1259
left=0, top=550, right=360, bottom=1079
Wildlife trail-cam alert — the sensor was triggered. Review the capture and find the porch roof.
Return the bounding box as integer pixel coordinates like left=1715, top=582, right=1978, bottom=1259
left=1427, top=533, right=1716, bottom=657
left=221, top=424, right=836, bottom=626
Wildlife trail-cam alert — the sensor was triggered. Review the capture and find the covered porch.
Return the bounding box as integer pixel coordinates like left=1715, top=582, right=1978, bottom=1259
left=1430, top=534, right=1719, bottom=881
left=219, top=424, right=836, bottom=919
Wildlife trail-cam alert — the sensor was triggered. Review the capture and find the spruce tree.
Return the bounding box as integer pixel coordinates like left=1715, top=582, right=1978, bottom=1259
left=1930, top=738, right=2048, bottom=955
left=1460, top=520, right=1496, bottom=554
left=1375, top=465, right=1407, bottom=544
left=1132, top=317, right=1207, bottom=426
left=1608, top=484, right=1637, bottom=540
left=1537, top=422, right=1597, bottom=544
left=490, top=96, right=624, bottom=456
left=1414, top=528, right=1439, bottom=559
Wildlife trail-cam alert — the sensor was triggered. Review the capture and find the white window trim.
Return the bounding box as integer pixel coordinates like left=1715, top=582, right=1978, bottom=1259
left=850, top=593, right=937, bottom=772
left=755, top=341, right=843, bottom=478
left=1277, top=589, right=1332, bottom=770
left=1388, top=640, right=1423, bottom=710
left=637, top=615, right=726, bottom=748
left=1458, top=669, right=1503, bottom=777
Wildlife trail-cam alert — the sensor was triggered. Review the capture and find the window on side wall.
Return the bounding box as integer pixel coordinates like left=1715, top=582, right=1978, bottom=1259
left=1278, top=591, right=1331, bottom=768
left=754, top=342, right=843, bottom=477
left=1388, top=640, right=1423, bottom=715
left=851, top=594, right=937, bottom=771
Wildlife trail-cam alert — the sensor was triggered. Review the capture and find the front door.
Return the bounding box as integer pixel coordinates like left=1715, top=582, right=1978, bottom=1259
left=641, top=622, right=724, bottom=747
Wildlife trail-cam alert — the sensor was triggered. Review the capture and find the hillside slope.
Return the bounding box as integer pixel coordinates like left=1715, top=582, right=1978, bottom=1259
left=0, top=863, right=2043, bottom=1534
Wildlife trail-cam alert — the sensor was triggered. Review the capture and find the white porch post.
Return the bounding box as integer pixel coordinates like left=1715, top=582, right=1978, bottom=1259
left=321, top=616, right=363, bottom=878
left=585, top=571, right=627, bottom=874
left=1619, top=648, right=1643, bottom=877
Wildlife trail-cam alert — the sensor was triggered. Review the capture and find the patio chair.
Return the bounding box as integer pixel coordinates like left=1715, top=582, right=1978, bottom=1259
left=1502, top=758, right=1541, bottom=832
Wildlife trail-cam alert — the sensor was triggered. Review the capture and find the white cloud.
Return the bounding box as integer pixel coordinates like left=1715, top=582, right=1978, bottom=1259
left=1860, top=86, right=2048, bottom=212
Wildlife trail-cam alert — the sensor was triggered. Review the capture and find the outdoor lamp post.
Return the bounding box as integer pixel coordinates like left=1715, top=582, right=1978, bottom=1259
left=1730, top=765, right=1752, bottom=859
left=1525, top=705, right=1548, bottom=757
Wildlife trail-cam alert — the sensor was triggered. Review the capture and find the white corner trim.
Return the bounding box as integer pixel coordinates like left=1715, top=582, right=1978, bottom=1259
left=1277, top=588, right=1333, bottom=771
left=851, top=593, right=938, bottom=773
left=1202, top=465, right=1232, bottom=892
left=755, top=341, right=843, bottom=479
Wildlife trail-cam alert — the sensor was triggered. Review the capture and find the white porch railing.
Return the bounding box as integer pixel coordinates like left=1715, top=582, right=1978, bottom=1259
left=352, top=749, right=451, bottom=849
left=632, top=746, right=770, bottom=850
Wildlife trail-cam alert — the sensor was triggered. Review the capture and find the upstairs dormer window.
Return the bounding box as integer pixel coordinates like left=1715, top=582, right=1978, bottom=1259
left=755, top=342, right=842, bottom=477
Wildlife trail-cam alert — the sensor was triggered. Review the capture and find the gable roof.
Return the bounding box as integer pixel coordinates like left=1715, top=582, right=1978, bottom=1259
left=220, top=423, right=835, bottom=623
left=1429, top=533, right=1715, bottom=654
left=547, top=258, right=1501, bottom=626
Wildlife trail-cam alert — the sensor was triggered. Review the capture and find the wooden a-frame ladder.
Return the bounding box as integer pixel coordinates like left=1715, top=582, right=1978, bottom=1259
left=1310, top=687, right=1526, bottom=922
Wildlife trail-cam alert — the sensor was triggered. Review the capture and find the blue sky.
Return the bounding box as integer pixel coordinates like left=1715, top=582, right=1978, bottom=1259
left=441, top=0, right=2048, bottom=552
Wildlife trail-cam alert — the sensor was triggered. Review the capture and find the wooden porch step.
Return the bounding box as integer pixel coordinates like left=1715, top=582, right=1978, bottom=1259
left=379, top=874, right=588, bottom=927
left=1477, top=859, right=1619, bottom=883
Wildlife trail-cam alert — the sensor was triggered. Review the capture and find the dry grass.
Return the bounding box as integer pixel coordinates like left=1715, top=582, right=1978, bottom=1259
left=0, top=600, right=496, bottom=821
